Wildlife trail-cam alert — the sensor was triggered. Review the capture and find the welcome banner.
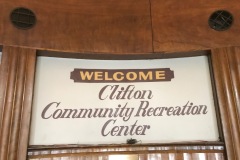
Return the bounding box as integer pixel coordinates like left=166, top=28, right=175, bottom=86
left=29, top=56, right=219, bottom=145
left=70, top=68, right=174, bottom=83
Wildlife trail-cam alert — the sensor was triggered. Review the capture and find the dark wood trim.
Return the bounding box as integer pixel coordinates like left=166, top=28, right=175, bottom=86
left=28, top=141, right=224, bottom=150
left=37, top=49, right=209, bottom=60
left=211, top=47, right=240, bottom=160
left=0, top=46, right=36, bottom=160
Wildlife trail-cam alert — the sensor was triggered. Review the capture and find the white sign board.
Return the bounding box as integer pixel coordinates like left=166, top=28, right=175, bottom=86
left=29, top=56, right=219, bottom=145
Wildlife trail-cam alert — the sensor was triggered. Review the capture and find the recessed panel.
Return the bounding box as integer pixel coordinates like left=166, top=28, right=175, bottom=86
left=29, top=55, right=219, bottom=145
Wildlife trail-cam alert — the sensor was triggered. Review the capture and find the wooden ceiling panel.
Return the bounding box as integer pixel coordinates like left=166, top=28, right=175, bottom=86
left=1, top=0, right=153, bottom=54
left=151, top=0, right=240, bottom=53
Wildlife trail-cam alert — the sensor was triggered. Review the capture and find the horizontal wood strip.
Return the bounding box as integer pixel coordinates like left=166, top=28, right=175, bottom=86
left=29, top=142, right=224, bottom=150
left=28, top=150, right=225, bottom=159
left=29, top=153, right=225, bottom=160
left=28, top=144, right=225, bottom=159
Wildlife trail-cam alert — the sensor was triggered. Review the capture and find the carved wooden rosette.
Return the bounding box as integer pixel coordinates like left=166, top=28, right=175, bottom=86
left=211, top=47, right=240, bottom=160
left=0, top=46, right=36, bottom=160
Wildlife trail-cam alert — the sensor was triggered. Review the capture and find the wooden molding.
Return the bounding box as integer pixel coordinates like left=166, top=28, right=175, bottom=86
left=211, top=47, right=240, bottom=160
left=0, top=46, right=36, bottom=160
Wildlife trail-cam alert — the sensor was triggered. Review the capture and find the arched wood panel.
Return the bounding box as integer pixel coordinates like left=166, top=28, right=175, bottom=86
left=1, top=1, right=240, bottom=53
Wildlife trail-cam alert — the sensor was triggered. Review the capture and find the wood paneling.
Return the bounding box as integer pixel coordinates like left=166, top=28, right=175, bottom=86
left=0, top=1, right=240, bottom=160
left=1, top=0, right=152, bottom=54
left=227, top=49, right=240, bottom=116
left=27, top=153, right=225, bottom=160
left=0, top=46, right=36, bottom=160
left=211, top=47, right=240, bottom=160
left=152, top=0, right=240, bottom=53
left=27, top=144, right=225, bottom=160
left=1, top=1, right=240, bottom=53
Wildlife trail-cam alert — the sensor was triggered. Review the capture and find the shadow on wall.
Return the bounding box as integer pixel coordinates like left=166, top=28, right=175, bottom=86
left=0, top=52, right=2, bottom=64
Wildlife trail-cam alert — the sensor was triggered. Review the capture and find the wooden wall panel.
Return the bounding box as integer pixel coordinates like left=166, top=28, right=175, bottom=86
left=27, top=145, right=225, bottom=160
left=0, top=46, right=36, bottom=160
left=152, top=0, right=240, bottom=53
left=27, top=153, right=225, bottom=160
left=1, top=0, right=152, bottom=54
left=211, top=47, right=240, bottom=160
left=0, top=1, right=239, bottom=160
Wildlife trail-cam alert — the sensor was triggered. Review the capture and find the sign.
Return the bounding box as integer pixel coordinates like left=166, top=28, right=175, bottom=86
left=29, top=56, right=219, bottom=145
left=70, top=68, right=174, bottom=83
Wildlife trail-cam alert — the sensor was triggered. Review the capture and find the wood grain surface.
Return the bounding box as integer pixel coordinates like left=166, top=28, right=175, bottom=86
left=1, top=0, right=240, bottom=53
left=1, top=1, right=240, bottom=159
left=1, top=0, right=152, bottom=54
left=27, top=144, right=225, bottom=159
left=152, top=0, right=240, bottom=53
left=211, top=47, right=240, bottom=160
left=0, top=46, right=36, bottom=160
left=27, top=152, right=225, bottom=160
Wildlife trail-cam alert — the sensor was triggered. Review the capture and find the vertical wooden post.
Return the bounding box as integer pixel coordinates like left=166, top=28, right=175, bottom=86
left=211, top=47, right=240, bottom=160
left=0, top=46, right=36, bottom=160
